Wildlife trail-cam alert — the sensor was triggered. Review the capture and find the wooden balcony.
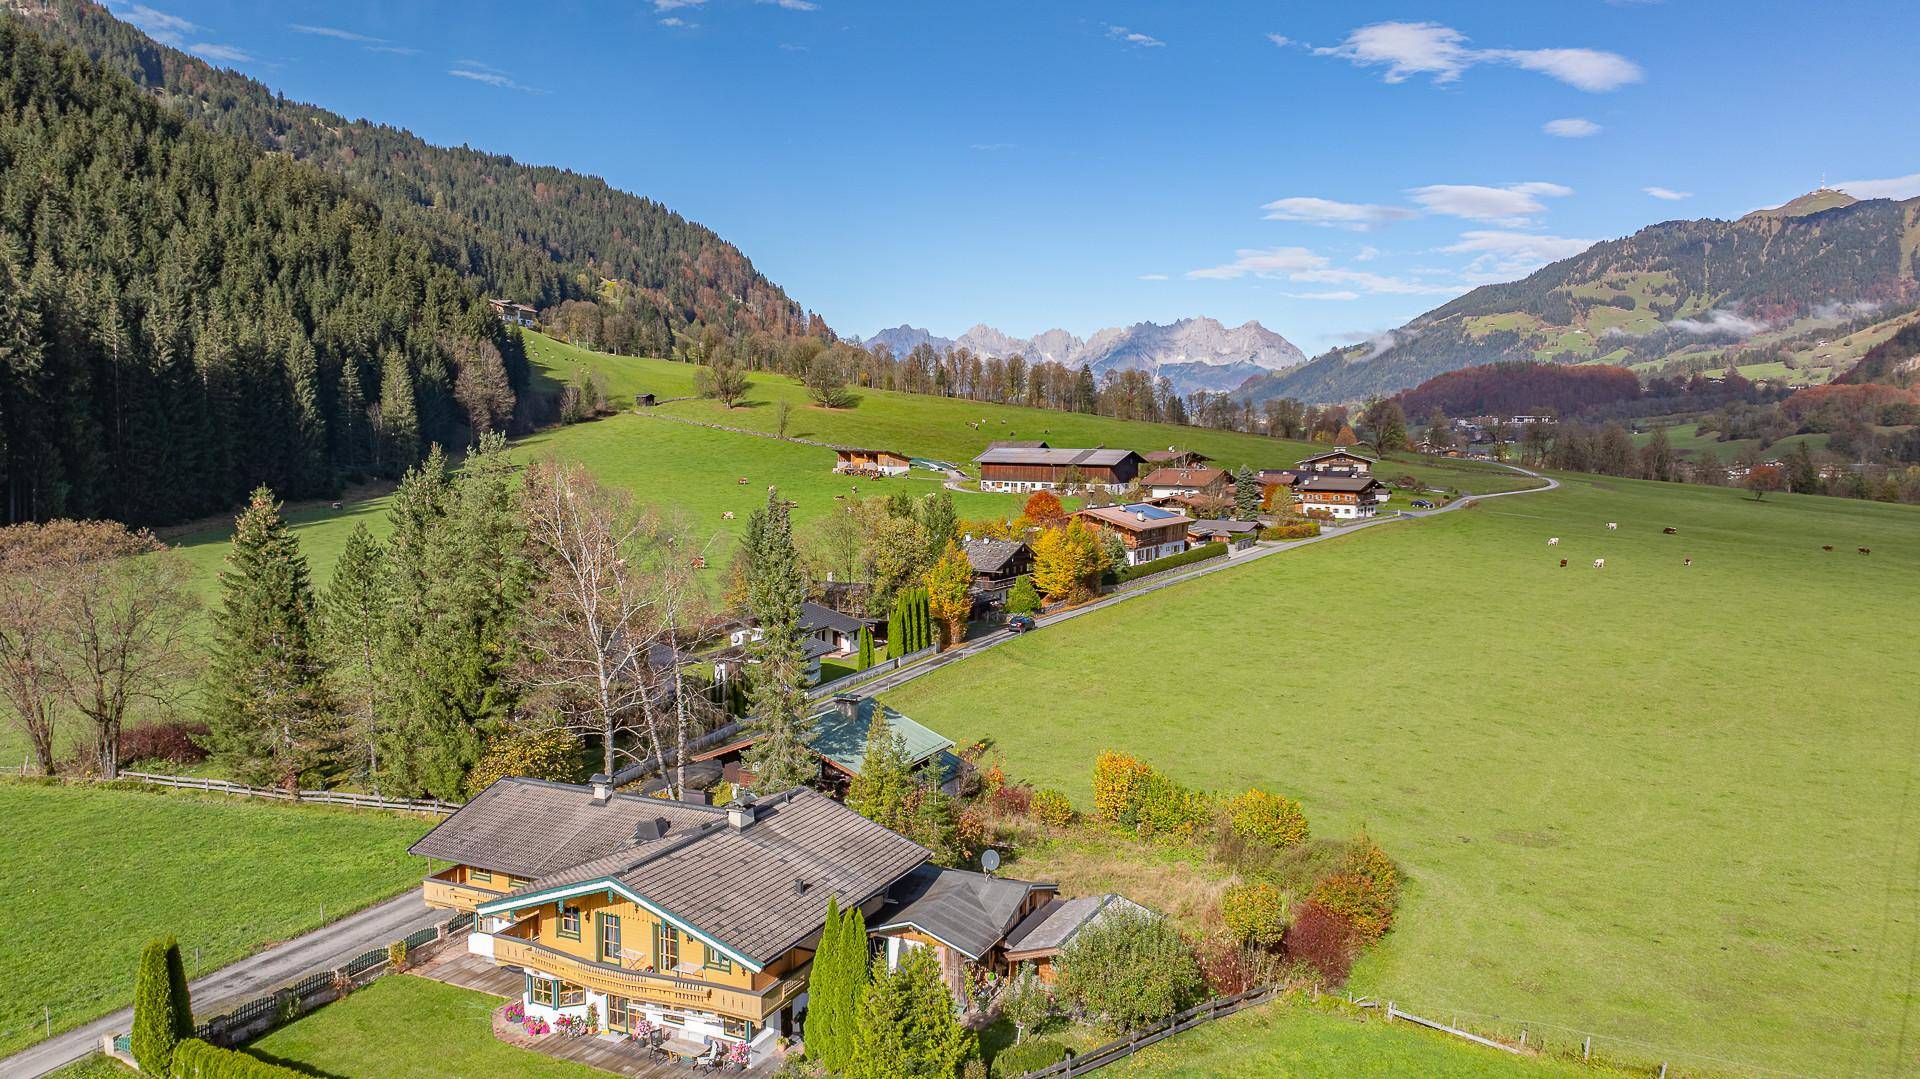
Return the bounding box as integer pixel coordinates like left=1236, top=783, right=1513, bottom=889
left=421, top=869, right=507, bottom=913
left=488, top=930, right=807, bottom=1023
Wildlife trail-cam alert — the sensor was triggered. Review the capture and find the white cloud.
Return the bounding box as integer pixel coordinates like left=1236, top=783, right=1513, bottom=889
left=1355, top=245, right=1381, bottom=261
left=1407, top=182, right=1572, bottom=226
left=654, top=0, right=705, bottom=7
left=118, top=4, right=195, bottom=44
left=1260, top=196, right=1418, bottom=231
left=449, top=63, right=546, bottom=93
left=1543, top=117, right=1602, bottom=138
left=1107, top=25, right=1165, bottom=48
left=659, top=17, right=696, bottom=28
left=1289, top=268, right=1466, bottom=296
left=289, top=24, right=378, bottom=42
left=188, top=43, right=252, bottom=63
left=1834, top=172, right=1920, bottom=201
left=1283, top=290, right=1361, bottom=301
left=1186, top=247, right=1328, bottom=280
left=1265, top=33, right=1293, bottom=48
left=1313, top=21, right=1641, bottom=92
left=970, top=142, right=1014, bottom=151
left=1644, top=186, right=1692, bottom=200
left=366, top=44, right=420, bottom=55
left=1668, top=310, right=1768, bottom=337
left=756, top=0, right=819, bottom=10
left=1137, top=274, right=1170, bottom=281
left=1440, top=230, right=1595, bottom=275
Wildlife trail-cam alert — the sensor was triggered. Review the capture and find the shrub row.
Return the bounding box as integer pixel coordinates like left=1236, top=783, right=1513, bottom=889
left=121, top=722, right=210, bottom=766
left=1260, top=520, right=1321, bottom=541
left=991, top=1038, right=1068, bottom=1076
left=1104, top=542, right=1226, bottom=586
left=171, top=1038, right=308, bottom=1079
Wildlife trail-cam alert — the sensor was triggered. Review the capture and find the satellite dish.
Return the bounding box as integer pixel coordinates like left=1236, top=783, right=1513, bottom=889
left=980, top=849, right=1001, bottom=875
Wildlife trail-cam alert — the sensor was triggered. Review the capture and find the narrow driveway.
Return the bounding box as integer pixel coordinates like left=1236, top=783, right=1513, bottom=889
left=0, top=892, right=445, bottom=1079
left=856, top=465, right=1558, bottom=698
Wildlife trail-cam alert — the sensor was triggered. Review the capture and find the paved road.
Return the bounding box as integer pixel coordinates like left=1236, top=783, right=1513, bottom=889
left=0, top=892, right=445, bottom=1079
left=855, top=465, right=1558, bottom=699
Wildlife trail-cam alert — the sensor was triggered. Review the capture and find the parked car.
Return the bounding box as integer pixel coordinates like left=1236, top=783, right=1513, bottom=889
left=1410, top=499, right=1433, bottom=508
left=1006, top=614, right=1036, bottom=633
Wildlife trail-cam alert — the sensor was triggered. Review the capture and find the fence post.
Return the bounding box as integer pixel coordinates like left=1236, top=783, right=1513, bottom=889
left=1658, top=1065, right=1667, bottom=1079
left=1519, top=1026, right=1527, bottom=1048
left=1582, top=1035, right=1590, bottom=1061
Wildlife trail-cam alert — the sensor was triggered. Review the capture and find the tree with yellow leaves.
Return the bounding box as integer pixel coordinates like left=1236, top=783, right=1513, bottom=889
left=924, top=541, right=974, bottom=650
left=1030, top=519, right=1106, bottom=605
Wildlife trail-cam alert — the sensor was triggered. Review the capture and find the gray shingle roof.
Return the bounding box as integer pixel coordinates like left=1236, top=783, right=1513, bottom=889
left=872, top=865, right=1051, bottom=960
left=1187, top=519, right=1258, bottom=537
left=1297, top=474, right=1383, bottom=494
left=1004, top=893, right=1151, bottom=958
left=972, top=447, right=1141, bottom=468
left=799, top=602, right=865, bottom=636
left=962, top=538, right=1025, bottom=574
left=409, top=778, right=724, bottom=879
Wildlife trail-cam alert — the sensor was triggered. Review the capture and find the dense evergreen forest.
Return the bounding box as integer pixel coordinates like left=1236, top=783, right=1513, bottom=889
left=0, top=19, right=529, bottom=525
left=9, top=0, right=816, bottom=342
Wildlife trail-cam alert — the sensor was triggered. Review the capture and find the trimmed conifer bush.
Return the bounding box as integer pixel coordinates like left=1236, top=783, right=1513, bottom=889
left=133, top=935, right=188, bottom=1075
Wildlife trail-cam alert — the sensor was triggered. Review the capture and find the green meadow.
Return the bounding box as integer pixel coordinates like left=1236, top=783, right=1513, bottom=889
left=884, top=476, right=1920, bottom=1077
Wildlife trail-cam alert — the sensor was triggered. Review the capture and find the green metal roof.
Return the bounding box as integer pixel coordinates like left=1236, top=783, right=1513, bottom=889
left=806, top=699, right=955, bottom=775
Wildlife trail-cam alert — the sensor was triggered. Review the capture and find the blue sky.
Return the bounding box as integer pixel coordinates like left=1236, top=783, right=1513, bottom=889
left=117, top=1, right=1920, bottom=355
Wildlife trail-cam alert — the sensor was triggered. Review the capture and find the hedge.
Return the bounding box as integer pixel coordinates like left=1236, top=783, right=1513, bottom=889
left=1104, top=542, right=1226, bottom=585
left=1221, top=881, right=1289, bottom=945
left=992, top=1038, right=1068, bottom=1076
left=132, top=936, right=191, bottom=1075
left=171, top=1038, right=309, bottom=1079
left=1261, top=520, right=1320, bottom=540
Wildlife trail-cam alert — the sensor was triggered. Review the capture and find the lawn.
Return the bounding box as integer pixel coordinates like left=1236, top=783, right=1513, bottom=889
left=246, top=975, right=606, bottom=1079
left=0, top=781, right=435, bottom=1057
left=1106, top=1000, right=1606, bottom=1078
left=883, top=475, right=1920, bottom=1077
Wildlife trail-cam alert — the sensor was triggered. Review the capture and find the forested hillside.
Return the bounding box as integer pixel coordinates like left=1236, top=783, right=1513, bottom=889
left=1241, top=192, right=1920, bottom=404
left=6, top=0, right=814, bottom=345
left=0, top=19, right=526, bottom=525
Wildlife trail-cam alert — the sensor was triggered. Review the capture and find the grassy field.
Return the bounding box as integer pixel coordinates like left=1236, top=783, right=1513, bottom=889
left=1632, top=422, right=1829, bottom=463
left=0, top=781, right=434, bottom=1057
left=1108, top=1001, right=1604, bottom=1078
left=246, top=975, right=606, bottom=1079
left=884, top=475, right=1920, bottom=1076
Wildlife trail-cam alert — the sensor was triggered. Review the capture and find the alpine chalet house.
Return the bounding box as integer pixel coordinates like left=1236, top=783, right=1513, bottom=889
left=1141, top=466, right=1232, bottom=500
left=973, top=446, right=1144, bottom=493
left=487, top=298, right=538, bottom=327
left=691, top=696, right=965, bottom=796
left=1141, top=448, right=1214, bottom=469
left=1295, top=449, right=1375, bottom=476
left=961, top=537, right=1033, bottom=609
left=832, top=447, right=911, bottom=477
left=1294, top=474, right=1388, bottom=520
left=1072, top=503, right=1192, bottom=565
left=414, top=777, right=927, bottom=1063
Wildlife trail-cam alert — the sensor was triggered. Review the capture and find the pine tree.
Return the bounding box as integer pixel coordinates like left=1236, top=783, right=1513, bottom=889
left=1233, top=466, right=1260, bottom=521
left=847, top=710, right=914, bottom=831
left=377, top=348, right=420, bottom=477
left=321, top=524, right=389, bottom=790
left=855, top=625, right=874, bottom=670
left=847, top=949, right=972, bottom=1079
left=886, top=603, right=905, bottom=661
left=132, top=935, right=191, bottom=1075
left=805, top=899, right=850, bottom=1069
left=741, top=487, right=817, bottom=792
left=203, top=487, right=340, bottom=787
left=336, top=358, right=370, bottom=475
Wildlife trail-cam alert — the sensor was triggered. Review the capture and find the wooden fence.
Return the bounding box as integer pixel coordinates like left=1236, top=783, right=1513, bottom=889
left=1017, top=984, right=1282, bottom=1077
left=117, top=772, right=462, bottom=815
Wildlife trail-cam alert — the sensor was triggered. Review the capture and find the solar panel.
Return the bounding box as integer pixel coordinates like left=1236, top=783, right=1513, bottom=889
left=1125, top=503, right=1176, bottom=519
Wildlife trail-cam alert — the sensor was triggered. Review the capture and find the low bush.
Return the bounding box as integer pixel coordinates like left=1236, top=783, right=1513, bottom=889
left=1283, top=900, right=1356, bottom=985
left=1030, top=788, right=1074, bottom=827
left=991, top=1038, right=1067, bottom=1077
left=170, top=1038, right=308, bottom=1078
left=1260, top=520, right=1321, bottom=541
left=1225, top=788, right=1309, bottom=849
left=1195, top=935, right=1290, bottom=996
left=121, top=722, right=209, bottom=766
left=1133, top=773, right=1213, bottom=843
left=1308, top=833, right=1401, bottom=944
left=988, top=782, right=1033, bottom=817
left=1221, top=881, right=1289, bottom=946
left=1058, top=907, right=1206, bottom=1034
left=1091, top=750, right=1153, bottom=825
left=1105, top=542, right=1226, bottom=585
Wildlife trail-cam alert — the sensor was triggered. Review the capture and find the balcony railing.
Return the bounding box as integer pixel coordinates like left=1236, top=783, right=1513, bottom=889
left=488, top=930, right=807, bottom=1021
left=421, top=869, right=508, bottom=912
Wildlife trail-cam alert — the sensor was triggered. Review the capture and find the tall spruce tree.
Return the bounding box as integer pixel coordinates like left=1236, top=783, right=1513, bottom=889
left=321, top=524, right=389, bottom=790
left=855, top=625, right=874, bottom=670
left=203, top=487, right=340, bottom=786
left=847, top=948, right=972, bottom=1079
left=847, top=710, right=914, bottom=832
left=377, top=349, right=421, bottom=478
left=740, top=487, right=816, bottom=792
left=886, top=603, right=905, bottom=661
left=1233, top=466, right=1261, bottom=521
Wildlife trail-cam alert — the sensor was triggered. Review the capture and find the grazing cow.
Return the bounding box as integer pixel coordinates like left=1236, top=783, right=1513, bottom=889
left=737, top=477, right=749, bottom=485
left=1822, top=545, right=1834, bottom=551
left=1593, top=558, right=1606, bottom=569
left=1662, top=527, right=1678, bottom=535
left=1606, top=522, right=1618, bottom=531
left=1859, top=547, right=1872, bottom=555
left=1558, top=558, right=1568, bottom=567
left=721, top=511, right=735, bottom=520
left=1683, top=558, right=1693, bottom=567
left=1548, top=537, right=1560, bottom=546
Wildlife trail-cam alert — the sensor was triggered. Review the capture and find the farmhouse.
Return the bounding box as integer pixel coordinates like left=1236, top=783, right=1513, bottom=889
left=1073, top=503, right=1192, bottom=565
left=487, top=298, right=537, bottom=327
left=1294, top=474, right=1387, bottom=519
left=1142, top=448, right=1214, bottom=468
left=973, top=446, right=1144, bottom=493
left=832, top=447, right=911, bottom=477
left=1187, top=517, right=1260, bottom=552
left=1295, top=449, right=1375, bottom=475
left=962, top=537, right=1032, bottom=607
left=1141, top=466, right=1232, bottom=500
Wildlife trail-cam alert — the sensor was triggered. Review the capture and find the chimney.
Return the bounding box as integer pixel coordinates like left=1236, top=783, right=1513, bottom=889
left=727, top=794, right=758, bottom=830
left=1134, top=511, right=1146, bottom=522
left=588, top=774, right=612, bottom=804
left=833, top=694, right=860, bottom=720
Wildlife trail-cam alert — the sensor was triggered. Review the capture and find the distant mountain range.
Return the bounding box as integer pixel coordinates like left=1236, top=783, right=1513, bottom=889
left=857, top=317, right=1306, bottom=395
left=1239, top=189, right=1920, bottom=405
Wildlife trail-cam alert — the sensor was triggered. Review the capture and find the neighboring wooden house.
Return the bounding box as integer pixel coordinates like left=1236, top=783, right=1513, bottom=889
left=1295, top=449, right=1376, bottom=475
left=973, top=447, right=1144, bottom=493
left=1073, top=503, right=1192, bottom=565
left=1003, top=893, right=1154, bottom=983
left=871, top=865, right=1058, bottom=1000
left=1187, top=518, right=1260, bottom=552
left=987, top=439, right=1050, bottom=450
left=725, top=601, right=866, bottom=655
left=833, top=447, right=911, bottom=477
left=962, top=537, right=1032, bottom=607
left=487, top=298, right=537, bottom=327
left=1142, top=448, right=1214, bottom=469
left=1141, top=466, right=1232, bottom=500
left=1294, top=474, right=1388, bottom=519
left=413, top=779, right=929, bottom=1064
left=693, top=696, right=964, bottom=797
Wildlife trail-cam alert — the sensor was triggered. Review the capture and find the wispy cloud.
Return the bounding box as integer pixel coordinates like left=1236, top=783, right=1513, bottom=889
left=1289, top=268, right=1466, bottom=296
left=1265, top=33, right=1293, bottom=48
left=1543, top=117, right=1602, bottom=138
left=1107, top=25, right=1165, bottom=48
left=1668, top=309, right=1768, bottom=337
left=189, top=42, right=252, bottom=63
left=289, top=23, right=416, bottom=54
left=449, top=61, right=546, bottom=94
left=1187, top=247, right=1327, bottom=281
left=1407, top=182, right=1572, bottom=226
left=1283, top=290, right=1361, bottom=301
left=1835, top=172, right=1920, bottom=201
left=1312, top=21, right=1642, bottom=92
left=969, top=142, right=1014, bottom=152
left=1440, top=230, right=1594, bottom=276
left=659, top=17, right=698, bottom=28
left=1644, top=186, right=1692, bottom=201
left=654, top=0, right=706, bottom=8
left=1137, top=274, right=1170, bottom=281
left=1261, top=196, right=1417, bottom=231
left=118, top=3, right=196, bottom=45
left=756, top=0, right=820, bottom=10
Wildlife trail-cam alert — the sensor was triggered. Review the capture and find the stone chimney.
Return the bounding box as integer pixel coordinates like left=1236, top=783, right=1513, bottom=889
left=833, top=694, right=860, bottom=720
left=589, top=774, right=612, bottom=804
left=727, top=794, right=758, bottom=831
